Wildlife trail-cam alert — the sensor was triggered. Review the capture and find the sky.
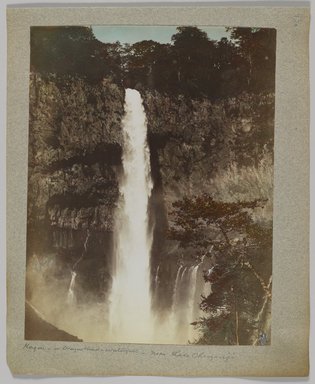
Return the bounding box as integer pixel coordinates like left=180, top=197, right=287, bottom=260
left=92, top=26, right=231, bottom=45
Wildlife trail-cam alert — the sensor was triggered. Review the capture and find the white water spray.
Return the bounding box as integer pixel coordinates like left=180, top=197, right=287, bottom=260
left=108, top=89, right=154, bottom=343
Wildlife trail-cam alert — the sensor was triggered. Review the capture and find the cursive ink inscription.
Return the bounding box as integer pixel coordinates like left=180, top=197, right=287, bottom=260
left=22, top=343, right=236, bottom=362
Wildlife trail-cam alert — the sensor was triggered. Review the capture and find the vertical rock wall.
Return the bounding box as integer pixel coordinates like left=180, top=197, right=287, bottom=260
left=27, top=74, right=125, bottom=300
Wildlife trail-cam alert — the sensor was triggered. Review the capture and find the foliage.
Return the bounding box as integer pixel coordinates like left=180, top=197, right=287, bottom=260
left=168, top=194, right=272, bottom=345
left=30, top=25, right=276, bottom=98
left=209, top=150, right=273, bottom=222
left=122, top=40, right=174, bottom=90
left=171, top=27, right=217, bottom=97
left=31, top=26, right=122, bottom=83
left=228, top=27, right=276, bottom=93
left=121, top=26, right=276, bottom=98
left=168, top=194, right=265, bottom=250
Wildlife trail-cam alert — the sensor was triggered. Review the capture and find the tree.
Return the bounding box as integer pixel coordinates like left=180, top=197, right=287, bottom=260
left=30, top=26, right=122, bottom=83
left=168, top=194, right=272, bottom=345
left=228, top=27, right=276, bottom=92
left=171, top=26, right=217, bottom=98
left=213, top=37, right=248, bottom=97
left=123, top=40, right=167, bottom=89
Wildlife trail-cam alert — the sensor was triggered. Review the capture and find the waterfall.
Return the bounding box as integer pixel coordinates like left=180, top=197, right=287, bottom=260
left=165, top=264, right=201, bottom=343
left=187, top=265, right=199, bottom=340
left=173, top=266, right=187, bottom=310
left=67, top=271, right=77, bottom=304
left=108, top=88, right=154, bottom=343
left=73, top=230, right=90, bottom=271
left=154, top=265, right=160, bottom=289
left=171, top=265, right=183, bottom=310
left=106, top=88, right=203, bottom=344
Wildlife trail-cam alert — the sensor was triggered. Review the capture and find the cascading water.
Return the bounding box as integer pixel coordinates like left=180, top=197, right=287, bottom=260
left=67, top=230, right=90, bottom=305
left=171, top=265, right=184, bottom=310
left=166, top=264, right=203, bottom=343
left=67, top=271, right=77, bottom=304
left=154, top=265, right=160, bottom=289
left=108, top=88, right=154, bottom=343
left=106, top=88, right=205, bottom=344
left=172, top=266, right=187, bottom=312
left=187, top=265, right=199, bottom=340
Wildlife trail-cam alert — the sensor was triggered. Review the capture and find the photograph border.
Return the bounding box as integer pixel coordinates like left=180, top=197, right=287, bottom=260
left=7, top=4, right=309, bottom=377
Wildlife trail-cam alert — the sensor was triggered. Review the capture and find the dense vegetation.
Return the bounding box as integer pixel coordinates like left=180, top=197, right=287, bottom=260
left=31, top=26, right=122, bottom=83
left=169, top=195, right=272, bottom=345
left=31, top=25, right=276, bottom=98
left=29, top=25, right=275, bottom=345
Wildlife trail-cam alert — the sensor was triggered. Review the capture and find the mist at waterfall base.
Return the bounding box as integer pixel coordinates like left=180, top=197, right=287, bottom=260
left=26, top=89, right=210, bottom=344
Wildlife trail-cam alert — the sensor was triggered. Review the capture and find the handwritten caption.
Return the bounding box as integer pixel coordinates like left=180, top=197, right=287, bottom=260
left=23, top=342, right=235, bottom=362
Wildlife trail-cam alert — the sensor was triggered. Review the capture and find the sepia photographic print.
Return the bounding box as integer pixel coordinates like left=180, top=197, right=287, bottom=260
left=25, top=24, right=275, bottom=346
left=6, top=4, right=310, bottom=377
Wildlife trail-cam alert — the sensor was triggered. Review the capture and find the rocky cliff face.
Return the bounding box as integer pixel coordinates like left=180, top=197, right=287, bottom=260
left=28, top=74, right=124, bottom=232
left=144, top=90, right=274, bottom=210
left=143, top=90, right=274, bottom=313
left=27, top=73, right=274, bottom=305
left=27, top=74, right=125, bottom=299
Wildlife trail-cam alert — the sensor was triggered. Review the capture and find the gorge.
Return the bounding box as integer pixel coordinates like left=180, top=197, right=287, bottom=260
left=25, top=26, right=274, bottom=345
left=25, top=76, right=273, bottom=345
